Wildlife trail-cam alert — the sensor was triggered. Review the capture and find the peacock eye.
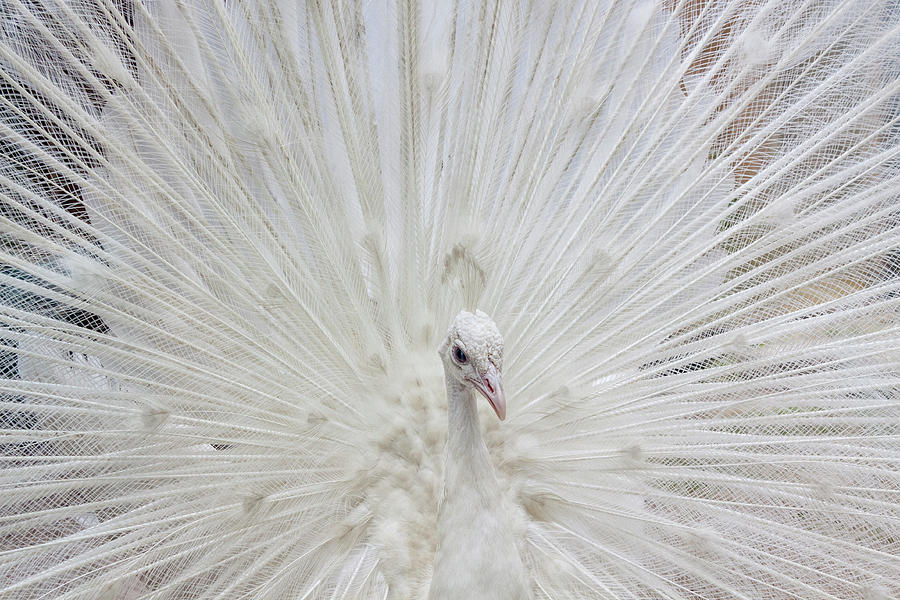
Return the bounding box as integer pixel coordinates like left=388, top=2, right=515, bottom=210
left=452, top=345, right=467, bottom=364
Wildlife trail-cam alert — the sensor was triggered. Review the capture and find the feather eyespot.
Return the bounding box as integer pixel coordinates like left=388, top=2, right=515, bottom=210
left=452, top=345, right=467, bottom=364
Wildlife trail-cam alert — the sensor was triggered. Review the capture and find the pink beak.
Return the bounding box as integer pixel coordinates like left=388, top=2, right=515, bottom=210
left=469, top=364, right=506, bottom=420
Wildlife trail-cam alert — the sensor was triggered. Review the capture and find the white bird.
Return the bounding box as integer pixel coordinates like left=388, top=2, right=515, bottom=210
left=0, top=1, right=899, bottom=599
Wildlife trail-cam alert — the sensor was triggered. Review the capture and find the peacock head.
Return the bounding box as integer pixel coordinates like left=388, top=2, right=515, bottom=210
left=440, top=310, right=506, bottom=420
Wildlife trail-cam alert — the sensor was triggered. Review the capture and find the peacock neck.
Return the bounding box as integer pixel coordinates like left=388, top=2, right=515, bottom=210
left=443, top=373, right=497, bottom=491
left=431, top=367, right=531, bottom=600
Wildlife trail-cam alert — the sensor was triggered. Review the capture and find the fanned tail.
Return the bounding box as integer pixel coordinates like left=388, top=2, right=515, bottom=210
left=0, top=1, right=898, bottom=599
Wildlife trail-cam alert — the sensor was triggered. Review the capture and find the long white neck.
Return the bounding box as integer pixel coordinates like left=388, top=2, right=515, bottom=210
left=443, top=375, right=495, bottom=487
left=429, top=366, right=531, bottom=600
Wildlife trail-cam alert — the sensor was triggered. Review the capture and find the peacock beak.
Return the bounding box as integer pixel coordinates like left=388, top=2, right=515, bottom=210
left=470, top=364, right=506, bottom=420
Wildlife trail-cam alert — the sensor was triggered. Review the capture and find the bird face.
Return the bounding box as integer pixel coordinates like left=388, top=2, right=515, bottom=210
left=441, top=310, right=506, bottom=420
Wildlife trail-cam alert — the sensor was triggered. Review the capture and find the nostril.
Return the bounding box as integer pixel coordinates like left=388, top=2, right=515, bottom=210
left=485, top=379, right=493, bottom=393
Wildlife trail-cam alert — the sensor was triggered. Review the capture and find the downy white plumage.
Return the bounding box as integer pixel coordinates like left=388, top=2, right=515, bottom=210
left=0, top=1, right=899, bottom=599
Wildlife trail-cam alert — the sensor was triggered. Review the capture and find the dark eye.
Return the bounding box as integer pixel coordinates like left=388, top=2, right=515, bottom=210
left=453, top=345, right=467, bottom=364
